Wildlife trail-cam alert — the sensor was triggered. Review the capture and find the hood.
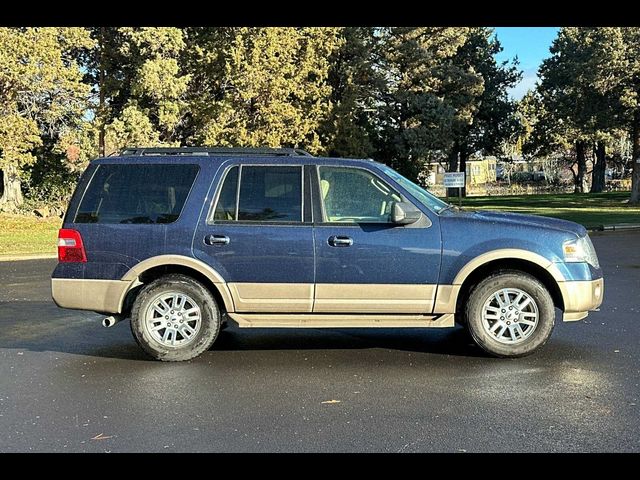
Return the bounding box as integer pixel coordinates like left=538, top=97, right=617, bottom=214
left=451, top=209, right=587, bottom=237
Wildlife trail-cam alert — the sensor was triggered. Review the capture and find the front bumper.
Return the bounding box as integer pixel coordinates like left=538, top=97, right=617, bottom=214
left=558, top=278, right=604, bottom=322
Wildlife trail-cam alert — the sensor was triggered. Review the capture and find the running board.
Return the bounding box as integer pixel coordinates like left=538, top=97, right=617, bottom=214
left=227, top=313, right=455, bottom=328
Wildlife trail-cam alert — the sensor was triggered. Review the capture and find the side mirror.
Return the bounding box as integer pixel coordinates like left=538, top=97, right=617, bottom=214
left=391, top=201, right=422, bottom=225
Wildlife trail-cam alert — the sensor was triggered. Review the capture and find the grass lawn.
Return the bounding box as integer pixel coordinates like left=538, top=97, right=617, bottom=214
left=0, top=214, right=61, bottom=257
left=461, top=191, right=640, bottom=228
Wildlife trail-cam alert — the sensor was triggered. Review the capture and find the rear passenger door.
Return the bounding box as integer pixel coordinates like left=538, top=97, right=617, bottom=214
left=194, top=162, right=315, bottom=312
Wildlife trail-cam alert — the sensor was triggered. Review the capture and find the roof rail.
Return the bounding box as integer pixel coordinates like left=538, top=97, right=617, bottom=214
left=118, top=147, right=314, bottom=157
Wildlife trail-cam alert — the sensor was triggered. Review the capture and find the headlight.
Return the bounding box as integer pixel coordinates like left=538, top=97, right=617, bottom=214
left=563, top=235, right=600, bottom=268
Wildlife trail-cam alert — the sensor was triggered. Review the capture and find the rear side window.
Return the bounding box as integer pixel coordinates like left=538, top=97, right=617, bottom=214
left=211, top=165, right=302, bottom=223
left=213, top=166, right=238, bottom=221
left=74, top=164, right=199, bottom=224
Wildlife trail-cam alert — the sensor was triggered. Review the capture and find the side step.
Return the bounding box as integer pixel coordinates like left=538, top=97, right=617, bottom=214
left=227, top=313, right=455, bottom=328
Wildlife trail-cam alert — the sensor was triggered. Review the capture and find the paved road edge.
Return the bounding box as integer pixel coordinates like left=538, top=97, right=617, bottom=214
left=0, top=253, right=57, bottom=262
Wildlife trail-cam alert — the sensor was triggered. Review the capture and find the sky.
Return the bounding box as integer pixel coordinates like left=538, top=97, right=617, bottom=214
left=493, top=27, right=560, bottom=99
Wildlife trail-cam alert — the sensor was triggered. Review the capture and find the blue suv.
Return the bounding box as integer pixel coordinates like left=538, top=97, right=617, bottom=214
left=51, top=147, right=604, bottom=361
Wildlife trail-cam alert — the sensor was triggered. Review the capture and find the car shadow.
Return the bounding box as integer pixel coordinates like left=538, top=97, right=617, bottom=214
left=0, top=300, right=491, bottom=360
left=213, top=324, right=486, bottom=358
left=0, top=300, right=149, bottom=361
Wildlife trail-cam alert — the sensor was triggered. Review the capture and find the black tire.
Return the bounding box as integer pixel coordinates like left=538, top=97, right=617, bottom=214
left=464, top=270, right=555, bottom=358
left=130, top=274, right=221, bottom=361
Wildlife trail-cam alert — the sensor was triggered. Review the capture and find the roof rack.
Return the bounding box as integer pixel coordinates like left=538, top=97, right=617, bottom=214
left=118, top=147, right=314, bottom=157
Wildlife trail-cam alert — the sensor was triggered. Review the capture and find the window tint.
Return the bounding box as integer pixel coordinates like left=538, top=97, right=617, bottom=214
left=319, top=166, right=401, bottom=223
left=213, top=166, right=238, bottom=221
left=74, top=164, right=198, bottom=224
left=237, top=166, right=302, bottom=222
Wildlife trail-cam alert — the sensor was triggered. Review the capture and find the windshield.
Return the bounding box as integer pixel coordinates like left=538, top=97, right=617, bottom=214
left=378, top=164, right=450, bottom=214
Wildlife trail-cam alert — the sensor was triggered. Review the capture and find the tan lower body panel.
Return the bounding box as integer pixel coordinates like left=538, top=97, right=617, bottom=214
left=228, top=312, right=455, bottom=328
left=558, top=278, right=604, bottom=322
left=313, top=284, right=436, bottom=313
left=433, top=285, right=460, bottom=313
left=227, top=283, right=313, bottom=313
left=51, top=278, right=129, bottom=313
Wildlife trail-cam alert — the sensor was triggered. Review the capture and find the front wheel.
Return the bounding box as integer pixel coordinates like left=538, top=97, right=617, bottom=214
left=464, top=271, right=555, bottom=358
left=130, top=274, right=221, bottom=361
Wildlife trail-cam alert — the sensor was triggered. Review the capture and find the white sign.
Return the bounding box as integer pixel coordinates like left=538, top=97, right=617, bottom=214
left=443, top=172, right=465, bottom=188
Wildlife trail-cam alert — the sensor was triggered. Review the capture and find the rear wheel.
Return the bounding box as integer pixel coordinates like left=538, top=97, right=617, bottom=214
left=464, top=271, right=555, bottom=358
left=130, top=274, right=221, bottom=361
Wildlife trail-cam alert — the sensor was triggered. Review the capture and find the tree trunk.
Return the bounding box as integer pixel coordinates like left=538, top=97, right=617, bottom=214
left=446, top=143, right=459, bottom=197
left=459, top=149, right=469, bottom=197
left=590, top=141, right=606, bottom=193
left=575, top=140, right=588, bottom=193
left=98, top=27, right=106, bottom=157
left=447, top=142, right=459, bottom=173
left=630, top=112, right=640, bottom=204
left=0, top=164, right=24, bottom=209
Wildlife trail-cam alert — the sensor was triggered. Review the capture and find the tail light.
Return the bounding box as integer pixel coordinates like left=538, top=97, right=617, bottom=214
left=58, top=229, right=87, bottom=263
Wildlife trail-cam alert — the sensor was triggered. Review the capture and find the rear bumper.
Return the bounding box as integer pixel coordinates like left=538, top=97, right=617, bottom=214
left=51, top=278, right=130, bottom=314
left=559, top=278, right=604, bottom=322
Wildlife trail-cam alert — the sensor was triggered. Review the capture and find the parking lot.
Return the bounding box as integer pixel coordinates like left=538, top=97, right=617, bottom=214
left=0, top=231, right=638, bottom=452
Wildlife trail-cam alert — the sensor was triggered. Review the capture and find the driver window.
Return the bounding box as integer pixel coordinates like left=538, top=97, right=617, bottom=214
left=318, top=166, right=402, bottom=223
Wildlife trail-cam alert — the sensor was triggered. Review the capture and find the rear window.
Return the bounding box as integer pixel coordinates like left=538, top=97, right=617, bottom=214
left=74, top=164, right=199, bottom=224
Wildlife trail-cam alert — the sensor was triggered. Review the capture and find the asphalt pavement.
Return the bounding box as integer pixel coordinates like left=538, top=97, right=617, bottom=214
left=0, top=231, right=639, bottom=452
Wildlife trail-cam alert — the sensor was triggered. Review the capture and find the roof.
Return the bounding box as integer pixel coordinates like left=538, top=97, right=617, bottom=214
left=116, top=147, right=314, bottom=157
left=97, top=146, right=378, bottom=167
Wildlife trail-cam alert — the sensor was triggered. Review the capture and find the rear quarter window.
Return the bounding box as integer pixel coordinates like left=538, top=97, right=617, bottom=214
left=74, top=164, right=199, bottom=224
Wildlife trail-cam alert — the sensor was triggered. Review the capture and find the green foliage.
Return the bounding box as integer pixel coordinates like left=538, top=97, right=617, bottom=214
left=22, top=153, right=78, bottom=210
left=55, top=121, right=99, bottom=173
left=0, top=28, right=93, bottom=170
left=185, top=27, right=341, bottom=154
left=77, top=27, right=189, bottom=157
left=105, top=103, right=164, bottom=152
left=117, top=28, right=190, bottom=141
left=451, top=28, right=521, bottom=159
left=0, top=27, right=93, bottom=207
left=373, top=27, right=485, bottom=179
left=537, top=28, right=624, bottom=144
left=320, top=27, right=380, bottom=158
left=606, top=28, right=640, bottom=202
left=529, top=28, right=637, bottom=197
left=2, top=26, right=533, bottom=210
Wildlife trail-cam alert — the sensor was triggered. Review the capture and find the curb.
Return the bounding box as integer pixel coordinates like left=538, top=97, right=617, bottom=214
left=0, top=253, right=57, bottom=262
left=588, top=224, right=640, bottom=232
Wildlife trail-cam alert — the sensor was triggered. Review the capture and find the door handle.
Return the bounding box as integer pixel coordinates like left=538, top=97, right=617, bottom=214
left=204, top=234, right=230, bottom=246
left=328, top=235, right=353, bottom=247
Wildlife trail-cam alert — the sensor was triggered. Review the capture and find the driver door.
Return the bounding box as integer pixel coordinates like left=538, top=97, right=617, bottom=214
left=312, top=165, right=441, bottom=314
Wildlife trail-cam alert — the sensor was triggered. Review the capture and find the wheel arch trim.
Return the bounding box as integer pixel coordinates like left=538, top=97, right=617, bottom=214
left=121, top=255, right=235, bottom=313
left=452, top=249, right=565, bottom=286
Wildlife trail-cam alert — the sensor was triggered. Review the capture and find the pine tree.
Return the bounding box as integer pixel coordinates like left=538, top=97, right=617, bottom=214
left=0, top=28, right=93, bottom=209
left=320, top=27, right=381, bottom=158
left=536, top=28, right=626, bottom=194
left=446, top=28, right=521, bottom=195
left=373, top=27, right=484, bottom=180
left=184, top=27, right=341, bottom=154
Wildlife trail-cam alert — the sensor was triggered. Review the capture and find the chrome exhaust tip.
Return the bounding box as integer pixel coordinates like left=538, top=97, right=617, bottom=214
left=102, top=315, right=125, bottom=328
